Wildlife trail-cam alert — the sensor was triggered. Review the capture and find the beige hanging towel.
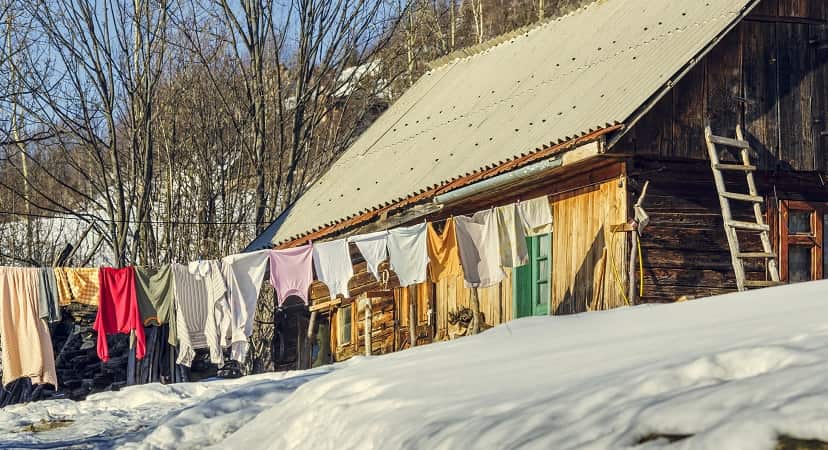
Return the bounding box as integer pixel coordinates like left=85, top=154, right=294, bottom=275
left=455, top=210, right=506, bottom=288
left=517, top=196, right=553, bottom=236
left=0, top=267, right=58, bottom=387
left=496, top=204, right=529, bottom=268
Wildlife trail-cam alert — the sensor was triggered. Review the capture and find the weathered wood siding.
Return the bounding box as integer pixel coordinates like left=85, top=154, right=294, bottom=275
left=433, top=271, right=513, bottom=340
left=550, top=178, right=628, bottom=314
left=628, top=158, right=828, bottom=303
left=619, top=0, right=828, bottom=171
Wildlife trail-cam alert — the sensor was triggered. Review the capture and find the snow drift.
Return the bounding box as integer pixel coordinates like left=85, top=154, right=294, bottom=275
left=3, top=281, right=828, bottom=449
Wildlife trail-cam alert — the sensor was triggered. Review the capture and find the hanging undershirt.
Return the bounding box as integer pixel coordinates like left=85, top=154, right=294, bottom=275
left=312, top=239, right=354, bottom=299
left=186, top=260, right=228, bottom=366
left=221, top=250, right=270, bottom=363
left=455, top=210, right=506, bottom=288
left=349, top=231, right=389, bottom=282
left=387, top=223, right=429, bottom=287
left=269, top=244, right=314, bottom=306
left=95, top=267, right=145, bottom=362
left=426, top=219, right=463, bottom=283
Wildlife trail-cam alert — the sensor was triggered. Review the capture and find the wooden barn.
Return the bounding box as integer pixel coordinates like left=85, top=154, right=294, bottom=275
left=249, top=0, right=828, bottom=365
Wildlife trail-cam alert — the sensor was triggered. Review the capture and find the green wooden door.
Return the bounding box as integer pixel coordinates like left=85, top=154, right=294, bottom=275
left=514, top=233, right=552, bottom=318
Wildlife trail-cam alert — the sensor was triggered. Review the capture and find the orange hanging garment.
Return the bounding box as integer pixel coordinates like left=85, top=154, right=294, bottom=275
left=427, top=218, right=463, bottom=283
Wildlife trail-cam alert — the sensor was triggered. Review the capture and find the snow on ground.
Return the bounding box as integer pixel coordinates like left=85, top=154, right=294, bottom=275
left=3, top=281, right=828, bottom=449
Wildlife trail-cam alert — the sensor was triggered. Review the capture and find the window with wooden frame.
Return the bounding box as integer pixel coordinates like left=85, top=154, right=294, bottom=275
left=779, top=200, right=825, bottom=283
left=337, top=304, right=353, bottom=346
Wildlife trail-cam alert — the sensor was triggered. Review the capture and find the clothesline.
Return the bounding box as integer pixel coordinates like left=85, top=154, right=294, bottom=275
left=0, top=195, right=554, bottom=391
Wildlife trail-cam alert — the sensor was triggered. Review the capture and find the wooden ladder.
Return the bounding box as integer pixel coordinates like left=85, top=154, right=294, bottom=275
left=704, top=122, right=781, bottom=291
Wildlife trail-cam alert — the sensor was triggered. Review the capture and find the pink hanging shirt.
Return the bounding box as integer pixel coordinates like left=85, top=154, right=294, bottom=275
left=269, top=244, right=314, bottom=306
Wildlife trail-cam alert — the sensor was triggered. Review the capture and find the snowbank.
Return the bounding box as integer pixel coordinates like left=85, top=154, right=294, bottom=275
left=3, top=281, right=828, bottom=449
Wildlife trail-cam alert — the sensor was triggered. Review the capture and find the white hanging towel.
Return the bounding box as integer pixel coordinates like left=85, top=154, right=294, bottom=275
left=496, top=204, right=529, bottom=268
left=517, top=196, right=553, bottom=236
left=220, top=250, right=270, bottom=363
left=455, top=210, right=507, bottom=288
left=349, top=230, right=389, bottom=281
left=312, top=239, right=354, bottom=299
left=387, top=223, right=428, bottom=287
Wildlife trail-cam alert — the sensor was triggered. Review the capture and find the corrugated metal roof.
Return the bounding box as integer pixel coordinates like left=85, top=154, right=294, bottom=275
left=268, top=0, right=758, bottom=246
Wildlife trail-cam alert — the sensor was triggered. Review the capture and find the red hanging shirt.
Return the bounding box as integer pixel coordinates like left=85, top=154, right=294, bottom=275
left=94, top=267, right=145, bottom=361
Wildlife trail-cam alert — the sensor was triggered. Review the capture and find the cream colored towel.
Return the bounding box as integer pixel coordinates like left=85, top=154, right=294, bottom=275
left=517, top=196, right=553, bottom=236
left=0, top=267, right=58, bottom=387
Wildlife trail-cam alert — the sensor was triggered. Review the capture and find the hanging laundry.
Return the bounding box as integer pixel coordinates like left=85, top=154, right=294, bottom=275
left=496, top=204, right=529, bottom=268
left=55, top=267, right=100, bottom=306
left=37, top=268, right=61, bottom=323
left=349, top=231, right=388, bottom=282
left=312, top=239, right=353, bottom=299
left=0, top=268, right=58, bottom=388
left=170, top=263, right=215, bottom=367
left=221, top=250, right=270, bottom=363
left=426, top=219, right=463, bottom=282
left=95, top=267, right=145, bottom=362
left=269, top=244, right=314, bottom=306
left=455, top=210, right=506, bottom=288
left=135, top=265, right=176, bottom=346
left=517, top=196, right=553, bottom=236
left=188, top=260, right=229, bottom=366
left=387, top=223, right=429, bottom=287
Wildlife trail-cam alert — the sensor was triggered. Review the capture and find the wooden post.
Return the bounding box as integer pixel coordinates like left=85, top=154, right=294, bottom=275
left=628, top=230, right=638, bottom=305
left=408, top=285, right=417, bottom=348
left=304, top=311, right=317, bottom=369
left=469, top=287, right=481, bottom=335
left=363, top=298, right=372, bottom=356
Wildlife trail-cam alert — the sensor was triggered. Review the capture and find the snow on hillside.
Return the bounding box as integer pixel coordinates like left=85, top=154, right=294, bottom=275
left=3, top=281, right=828, bottom=449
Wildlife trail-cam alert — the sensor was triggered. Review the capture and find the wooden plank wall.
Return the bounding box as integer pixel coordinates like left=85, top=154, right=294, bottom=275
left=618, top=0, right=828, bottom=171
left=550, top=178, right=628, bottom=313
left=433, top=271, right=513, bottom=341
left=628, top=158, right=828, bottom=303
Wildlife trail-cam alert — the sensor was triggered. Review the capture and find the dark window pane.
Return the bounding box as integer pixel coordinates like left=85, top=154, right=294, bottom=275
left=789, top=211, right=812, bottom=234
left=789, top=246, right=812, bottom=283
left=340, top=305, right=352, bottom=344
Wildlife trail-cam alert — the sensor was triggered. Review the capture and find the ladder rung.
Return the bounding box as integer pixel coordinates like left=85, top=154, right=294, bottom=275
left=720, top=192, right=763, bottom=203
left=726, top=220, right=770, bottom=232
left=714, top=163, right=756, bottom=172
left=744, top=280, right=784, bottom=288
left=737, top=252, right=775, bottom=259
left=710, top=135, right=751, bottom=148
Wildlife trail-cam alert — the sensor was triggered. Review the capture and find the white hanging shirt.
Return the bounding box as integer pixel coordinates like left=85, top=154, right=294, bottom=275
left=349, top=231, right=389, bottom=282
left=312, top=239, right=354, bottom=299
left=455, top=210, right=507, bottom=288
left=220, top=250, right=270, bottom=363
left=387, top=223, right=428, bottom=287
left=517, top=196, right=553, bottom=236
left=496, top=204, right=529, bottom=268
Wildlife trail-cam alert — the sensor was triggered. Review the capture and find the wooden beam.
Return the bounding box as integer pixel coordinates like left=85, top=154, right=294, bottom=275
left=309, top=298, right=342, bottom=312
